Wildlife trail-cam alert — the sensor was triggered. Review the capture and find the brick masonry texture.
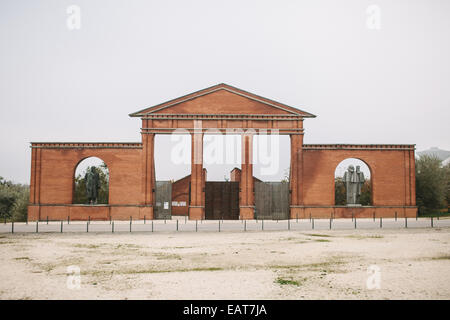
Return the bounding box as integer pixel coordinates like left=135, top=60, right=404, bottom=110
left=28, top=84, right=417, bottom=220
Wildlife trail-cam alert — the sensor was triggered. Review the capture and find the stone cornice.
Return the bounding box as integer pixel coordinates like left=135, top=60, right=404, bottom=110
left=141, top=114, right=305, bottom=120
left=303, top=144, right=415, bottom=151
left=30, top=142, right=142, bottom=149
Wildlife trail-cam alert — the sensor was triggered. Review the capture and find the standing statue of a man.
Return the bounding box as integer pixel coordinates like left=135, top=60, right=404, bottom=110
left=343, top=165, right=357, bottom=204
left=85, top=167, right=100, bottom=205
left=343, top=165, right=365, bottom=205
left=355, top=165, right=365, bottom=203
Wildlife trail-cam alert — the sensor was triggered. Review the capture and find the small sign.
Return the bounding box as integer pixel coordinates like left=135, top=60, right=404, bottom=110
left=164, top=202, right=169, bottom=209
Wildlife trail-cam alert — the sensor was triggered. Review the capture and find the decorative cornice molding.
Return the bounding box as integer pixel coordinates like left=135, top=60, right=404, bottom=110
left=30, top=142, right=142, bottom=149
left=303, top=144, right=415, bottom=151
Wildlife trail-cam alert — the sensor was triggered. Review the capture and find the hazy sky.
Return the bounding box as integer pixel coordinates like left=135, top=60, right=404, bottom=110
left=1, top=0, right=449, bottom=184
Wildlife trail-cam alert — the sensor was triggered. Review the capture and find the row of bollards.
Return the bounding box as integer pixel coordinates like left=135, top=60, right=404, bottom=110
left=2, top=214, right=443, bottom=234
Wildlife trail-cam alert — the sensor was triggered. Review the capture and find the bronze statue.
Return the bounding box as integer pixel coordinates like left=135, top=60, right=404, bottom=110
left=355, top=165, right=365, bottom=203
left=85, top=167, right=100, bottom=204
left=343, top=164, right=365, bottom=205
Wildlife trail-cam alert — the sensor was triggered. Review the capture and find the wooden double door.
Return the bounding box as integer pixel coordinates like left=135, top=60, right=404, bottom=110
left=204, top=182, right=239, bottom=220
left=255, top=182, right=289, bottom=220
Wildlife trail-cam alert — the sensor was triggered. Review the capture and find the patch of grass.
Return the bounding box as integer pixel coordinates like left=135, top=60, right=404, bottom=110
left=14, top=257, right=30, bottom=261
left=153, top=252, right=182, bottom=260
left=81, top=266, right=224, bottom=276
left=270, top=257, right=347, bottom=274
left=275, top=277, right=302, bottom=286
left=431, top=255, right=450, bottom=260
left=307, top=234, right=332, bottom=238
left=73, top=243, right=102, bottom=249
left=314, top=239, right=331, bottom=242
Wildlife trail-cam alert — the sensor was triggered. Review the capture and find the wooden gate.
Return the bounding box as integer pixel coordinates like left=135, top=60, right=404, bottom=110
left=255, top=182, right=289, bottom=220
left=154, top=181, right=172, bottom=219
left=205, top=182, right=239, bottom=220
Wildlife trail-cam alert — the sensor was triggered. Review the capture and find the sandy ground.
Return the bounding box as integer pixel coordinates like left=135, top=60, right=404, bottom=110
left=0, top=227, right=449, bottom=300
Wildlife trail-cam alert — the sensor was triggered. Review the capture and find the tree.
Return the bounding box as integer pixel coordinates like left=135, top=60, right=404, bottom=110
left=415, top=155, right=447, bottom=214
left=0, top=176, right=29, bottom=221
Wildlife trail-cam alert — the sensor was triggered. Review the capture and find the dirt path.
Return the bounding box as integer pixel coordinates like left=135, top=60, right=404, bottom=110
left=0, top=228, right=449, bottom=299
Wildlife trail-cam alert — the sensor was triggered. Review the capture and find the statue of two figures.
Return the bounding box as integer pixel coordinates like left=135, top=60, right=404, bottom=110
left=85, top=167, right=100, bottom=205
left=343, top=165, right=365, bottom=205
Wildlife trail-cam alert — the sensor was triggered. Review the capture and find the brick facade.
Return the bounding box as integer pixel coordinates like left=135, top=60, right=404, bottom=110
left=28, top=84, right=417, bottom=221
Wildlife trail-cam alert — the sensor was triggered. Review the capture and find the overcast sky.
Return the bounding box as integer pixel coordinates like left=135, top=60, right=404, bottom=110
left=1, top=0, right=449, bottom=184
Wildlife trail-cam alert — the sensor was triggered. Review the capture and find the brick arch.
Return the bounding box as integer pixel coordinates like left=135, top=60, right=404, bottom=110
left=72, top=156, right=110, bottom=204
left=332, top=157, right=373, bottom=206
left=302, top=145, right=416, bottom=208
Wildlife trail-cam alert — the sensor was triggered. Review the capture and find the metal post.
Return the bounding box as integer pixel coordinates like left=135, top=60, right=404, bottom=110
left=47, top=216, right=48, bottom=225
left=312, top=218, right=314, bottom=229
left=196, top=220, right=198, bottom=232
left=354, top=218, right=357, bottom=229
left=87, top=221, right=89, bottom=233
left=405, top=217, right=407, bottom=228
left=36, top=220, right=38, bottom=233
left=296, top=213, right=298, bottom=223
left=380, top=217, right=382, bottom=228
left=431, top=217, right=434, bottom=228
left=11, top=221, right=14, bottom=234
left=288, top=219, right=290, bottom=230
left=262, top=219, right=264, bottom=231
left=244, top=219, right=247, bottom=232
left=329, top=218, right=332, bottom=230
left=130, top=216, right=132, bottom=233
left=152, top=220, right=154, bottom=232
left=60, top=220, right=63, bottom=233
left=112, top=221, right=114, bottom=233
left=218, top=220, right=221, bottom=232
left=177, top=219, right=179, bottom=231
left=395, top=211, right=397, bottom=221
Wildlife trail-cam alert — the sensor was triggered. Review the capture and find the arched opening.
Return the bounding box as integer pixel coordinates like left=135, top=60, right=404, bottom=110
left=334, top=158, right=372, bottom=206
left=73, top=157, right=109, bottom=204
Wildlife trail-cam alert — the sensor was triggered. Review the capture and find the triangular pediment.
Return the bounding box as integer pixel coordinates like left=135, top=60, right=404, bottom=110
left=129, top=83, right=315, bottom=118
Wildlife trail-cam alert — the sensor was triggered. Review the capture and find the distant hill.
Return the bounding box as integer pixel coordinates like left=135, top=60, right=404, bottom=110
left=417, top=147, right=450, bottom=162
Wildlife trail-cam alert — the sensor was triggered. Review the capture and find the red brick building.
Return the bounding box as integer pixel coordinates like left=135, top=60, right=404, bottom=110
left=28, top=83, right=416, bottom=221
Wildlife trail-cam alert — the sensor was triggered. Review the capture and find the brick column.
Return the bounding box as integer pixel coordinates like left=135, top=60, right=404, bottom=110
left=189, top=128, right=204, bottom=220
left=289, top=134, right=304, bottom=218
left=239, top=133, right=255, bottom=219
left=140, top=132, right=155, bottom=219
left=27, top=146, right=41, bottom=221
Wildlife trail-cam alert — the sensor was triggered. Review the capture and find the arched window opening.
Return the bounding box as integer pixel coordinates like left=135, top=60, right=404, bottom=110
left=73, top=157, right=109, bottom=204
left=335, top=158, right=371, bottom=206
